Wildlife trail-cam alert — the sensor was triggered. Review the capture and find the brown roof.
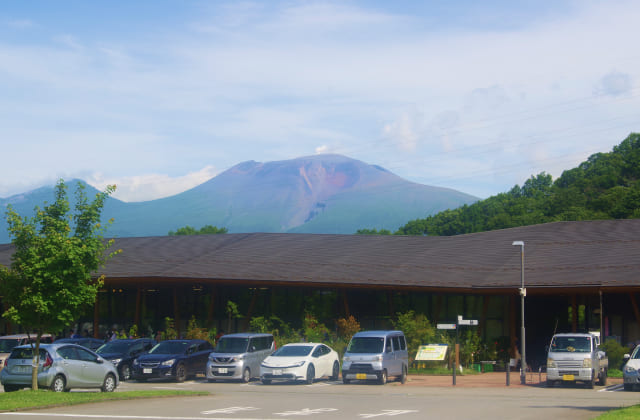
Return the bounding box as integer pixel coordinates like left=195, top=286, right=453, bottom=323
left=1, top=220, right=639, bottom=293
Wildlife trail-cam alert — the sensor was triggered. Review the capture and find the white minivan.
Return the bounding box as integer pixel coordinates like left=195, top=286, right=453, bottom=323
left=206, top=333, right=274, bottom=382
left=341, top=330, right=408, bottom=385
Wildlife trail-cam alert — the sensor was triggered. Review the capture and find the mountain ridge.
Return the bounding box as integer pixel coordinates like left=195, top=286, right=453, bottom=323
left=0, top=154, right=478, bottom=243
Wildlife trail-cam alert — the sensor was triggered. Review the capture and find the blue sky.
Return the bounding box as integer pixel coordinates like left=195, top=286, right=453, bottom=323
left=1, top=1, right=638, bottom=201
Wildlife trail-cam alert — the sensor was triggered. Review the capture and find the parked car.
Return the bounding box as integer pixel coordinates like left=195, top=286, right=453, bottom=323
left=54, top=337, right=105, bottom=351
left=206, top=333, right=274, bottom=383
left=96, top=338, right=156, bottom=381
left=0, top=334, right=54, bottom=372
left=341, top=330, right=408, bottom=385
left=131, top=339, right=213, bottom=382
left=546, top=332, right=608, bottom=388
left=260, top=342, right=339, bottom=385
left=623, top=345, right=640, bottom=391
left=0, top=343, right=119, bottom=392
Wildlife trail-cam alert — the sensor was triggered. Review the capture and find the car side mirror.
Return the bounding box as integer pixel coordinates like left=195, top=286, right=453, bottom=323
left=624, top=354, right=631, bottom=360
left=96, top=358, right=104, bottom=364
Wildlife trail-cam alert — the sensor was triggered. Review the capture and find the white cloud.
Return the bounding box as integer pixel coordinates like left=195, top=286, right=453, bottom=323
left=86, top=166, right=218, bottom=202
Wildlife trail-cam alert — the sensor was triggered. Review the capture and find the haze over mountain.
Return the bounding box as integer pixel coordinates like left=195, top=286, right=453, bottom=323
left=0, top=154, right=477, bottom=243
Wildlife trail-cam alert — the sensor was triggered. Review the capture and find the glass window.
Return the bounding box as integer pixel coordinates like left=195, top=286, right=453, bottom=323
left=392, top=336, right=400, bottom=352
left=57, top=346, right=78, bottom=360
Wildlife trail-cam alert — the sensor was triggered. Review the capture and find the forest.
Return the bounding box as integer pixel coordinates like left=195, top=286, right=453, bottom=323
left=380, top=133, right=640, bottom=236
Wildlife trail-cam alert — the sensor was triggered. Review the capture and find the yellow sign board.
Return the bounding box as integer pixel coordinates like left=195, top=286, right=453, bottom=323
left=415, top=344, right=448, bottom=361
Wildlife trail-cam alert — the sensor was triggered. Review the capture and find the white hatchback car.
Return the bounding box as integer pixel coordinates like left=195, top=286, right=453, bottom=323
left=623, top=345, right=640, bottom=391
left=260, top=342, right=339, bottom=385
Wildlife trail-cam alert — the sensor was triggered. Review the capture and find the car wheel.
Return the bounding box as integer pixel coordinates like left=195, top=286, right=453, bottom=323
left=102, top=373, right=117, bottom=392
left=261, top=379, right=272, bottom=385
left=305, top=364, right=315, bottom=385
left=50, top=374, right=66, bottom=392
left=3, top=384, right=20, bottom=392
left=586, top=374, right=595, bottom=389
left=120, top=364, right=131, bottom=381
left=330, top=361, right=339, bottom=381
left=242, top=368, right=251, bottom=383
left=377, top=369, right=387, bottom=385
left=175, top=363, right=187, bottom=383
left=597, top=370, right=607, bottom=386
left=546, top=379, right=555, bottom=388
left=399, top=365, right=407, bottom=384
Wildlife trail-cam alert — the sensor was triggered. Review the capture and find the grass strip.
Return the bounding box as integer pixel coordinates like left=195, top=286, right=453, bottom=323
left=0, top=389, right=209, bottom=412
left=596, top=405, right=640, bottom=420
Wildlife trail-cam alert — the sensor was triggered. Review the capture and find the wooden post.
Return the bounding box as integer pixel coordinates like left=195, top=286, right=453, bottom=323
left=342, top=290, right=350, bottom=317
left=134, top=287, right=142, bottom=330
left=629, top=293, right=640, bottom=330
left=173, top=287, right=181, bottom=338
left=479, top=295, right=490, bottom=338
left=93, top=296, right=100, bottom=338
left=571, top=295, right=577, bottom=332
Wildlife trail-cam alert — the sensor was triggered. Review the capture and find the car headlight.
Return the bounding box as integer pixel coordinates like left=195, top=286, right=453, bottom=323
left=547, top=358, right=556, bottom=369
left=132, top=359, right=139, bottom=366
left=582, top=358, right=592, bottom=368
left=162, top=359, right=175, bottom=367
left=625, top=365, right=637, bottom=374
left=111, top=358, right=122, bottom=365
left=261, top=362, right=274, bottom=368
left=343, top=356, right=351, bottom=362
left=289, top=361, right=306, bottom=368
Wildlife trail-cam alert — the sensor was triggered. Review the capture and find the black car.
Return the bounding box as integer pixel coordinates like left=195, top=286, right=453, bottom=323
left=96, top=338, right=156, bottom=381
left=54, top=337, right=106, bottom=351
left=131, top=339, right=213, bottom=382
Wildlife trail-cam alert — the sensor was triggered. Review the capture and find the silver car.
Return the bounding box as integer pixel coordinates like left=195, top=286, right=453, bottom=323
left=0, top=343, right=119, bottom=392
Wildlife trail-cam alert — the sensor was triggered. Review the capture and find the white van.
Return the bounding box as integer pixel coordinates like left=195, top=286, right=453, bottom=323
left=206, top=333, right=274, bottom=382
left=341, top=330, right=408, bottom=385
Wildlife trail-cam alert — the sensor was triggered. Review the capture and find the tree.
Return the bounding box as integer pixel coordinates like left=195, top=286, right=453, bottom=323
left=0, top=180, right=118, bottom=390
left=168, top=225, right=228, bottom=235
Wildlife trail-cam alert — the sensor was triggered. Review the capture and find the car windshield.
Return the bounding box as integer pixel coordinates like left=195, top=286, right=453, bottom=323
left=272, top=345, right=313, bottom=357
left=631, top=346, right=640, bottom=359
left=97, top=341, right=131, bottom=354
left=215, top=337, right=249, bottom=353
left=0, top=338, right=20, bottom=353
left=149, top=341, right=190, bottom=355
left=550, top=336, right=592, bottom=353
left=347, top=337, right=384, bottom=354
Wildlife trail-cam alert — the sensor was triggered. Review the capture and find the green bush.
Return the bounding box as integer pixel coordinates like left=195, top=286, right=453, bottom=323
left=600, top=338, right=630, bottom=370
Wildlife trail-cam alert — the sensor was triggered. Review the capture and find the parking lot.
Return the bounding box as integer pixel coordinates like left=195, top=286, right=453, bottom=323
left=1, top=373, right=637, bottom=420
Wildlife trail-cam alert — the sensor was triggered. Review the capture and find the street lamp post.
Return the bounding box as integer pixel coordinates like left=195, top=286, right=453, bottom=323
left=512, top=240, right=526, bottom=385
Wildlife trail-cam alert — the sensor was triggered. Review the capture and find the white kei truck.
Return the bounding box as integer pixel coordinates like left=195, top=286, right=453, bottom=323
left=546, top=332, right=608, bottom=388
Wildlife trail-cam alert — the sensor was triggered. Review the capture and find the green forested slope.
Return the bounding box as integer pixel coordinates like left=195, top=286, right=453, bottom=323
left=396, top=133, right=640, bottom=236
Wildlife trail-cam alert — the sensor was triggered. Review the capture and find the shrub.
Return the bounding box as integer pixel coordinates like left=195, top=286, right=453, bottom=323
left=392, top=310, right=436, bottom=363
left=600, top=338, right=630, bottom=370
left=336, top=315, right=360, bottom=342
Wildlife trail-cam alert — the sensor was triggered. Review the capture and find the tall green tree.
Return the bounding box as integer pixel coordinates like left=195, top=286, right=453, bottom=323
left=0, top=180, right=118, bottom=390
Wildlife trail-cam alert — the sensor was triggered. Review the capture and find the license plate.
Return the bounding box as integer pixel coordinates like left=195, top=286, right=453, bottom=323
left=218, top=367, right=228, bottom=374
left=356, top=373, right=367, bottom=380
left=14, top=365, right=31, bottom=374
left=273, top=369, right=283, bottom=376
left=562, top=374, right=575, bottom=381
left=143, top=368, right=152, bottom=374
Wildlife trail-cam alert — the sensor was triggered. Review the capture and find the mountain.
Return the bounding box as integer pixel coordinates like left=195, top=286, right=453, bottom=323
left=0, top=154, right=478, bottom=243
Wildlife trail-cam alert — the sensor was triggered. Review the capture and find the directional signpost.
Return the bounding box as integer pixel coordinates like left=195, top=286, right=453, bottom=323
left=438, top=315, right=478, bottom=385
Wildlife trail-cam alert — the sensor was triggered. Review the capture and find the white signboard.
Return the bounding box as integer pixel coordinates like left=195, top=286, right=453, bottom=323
left=415, top=344, right=448, bottom=361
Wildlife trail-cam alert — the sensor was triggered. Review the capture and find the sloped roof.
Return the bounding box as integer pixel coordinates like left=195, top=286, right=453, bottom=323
left=1, top=220, right=639, bottom=293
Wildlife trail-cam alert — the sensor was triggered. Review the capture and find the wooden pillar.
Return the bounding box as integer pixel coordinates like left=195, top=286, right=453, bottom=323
left=509, top=295, right=517, bottom=356
left=478, top=295, right=490, bottom=338
left=207, top=287, right=216, bottom=327
left=173, top=287, right=181, bottom=338
left=434, top=295, right=443, bottom=325
left=245, top=289, right=259, bottom=330
left=134, top=287, right=142, bottom=329
left=571, top=294, right=577, bottom=332
left=342, top=290, right=350, bottom=317
left=629, top=293, right=640, bottom=330
left=93, top=296, right=100, bottom=338
left=387, top=291, right=395, bottom=317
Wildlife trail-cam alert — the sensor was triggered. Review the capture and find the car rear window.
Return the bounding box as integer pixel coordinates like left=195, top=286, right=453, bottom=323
left=10, top=348, right=48, bottom=359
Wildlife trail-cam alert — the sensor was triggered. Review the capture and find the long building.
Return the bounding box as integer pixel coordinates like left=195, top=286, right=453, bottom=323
left=1, top=219, right=639, bottom=367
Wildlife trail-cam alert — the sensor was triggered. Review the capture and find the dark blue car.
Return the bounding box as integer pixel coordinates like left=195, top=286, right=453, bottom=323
left=131, top=339, right=213, bottom=382
left=54, top=337, right=106, bottom=351
left=96, top=338, right=156, bottom=381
